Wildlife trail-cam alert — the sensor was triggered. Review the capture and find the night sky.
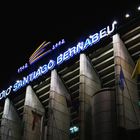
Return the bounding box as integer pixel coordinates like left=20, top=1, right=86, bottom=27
left=0, top=1, right=139, bottom=90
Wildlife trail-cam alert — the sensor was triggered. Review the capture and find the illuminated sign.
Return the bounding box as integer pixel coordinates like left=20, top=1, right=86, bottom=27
left=29, top=39, right=65, bottom=65
left=0, top=22, right=117, bottom=100
left=70, top=126, right=79, bottom=134
left=18, top=39, right=65, bottom=73
left=18, top=63, right=28, bottom=73
left=29, top=41, right=51, bottom=65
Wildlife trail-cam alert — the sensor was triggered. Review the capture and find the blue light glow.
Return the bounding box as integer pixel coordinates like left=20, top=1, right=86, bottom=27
left=0, top=22, right=117, bottom=100
left=48, top=60, right=56, bottom=70
left=70, top=126, right=79, bottom=134
left=0, top=86, right=12, bottom=100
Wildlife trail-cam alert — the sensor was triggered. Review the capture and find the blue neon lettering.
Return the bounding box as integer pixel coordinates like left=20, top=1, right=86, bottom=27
left=40, top=65, right=48, bottom=74
left=13, top=83, right=18, bottom=92
left=0, top=91, right=6, bottom=99
left=0, top=22, right=117, bottom=100
left=69, top=47, right=77, bottom=57
left=63, top=50, right=70, bottom=61
left=61, top=39, right=65, bottom=44
left=89, top=33, right=100, bottom=44
left=29, top=73, right=34, bottom=82
left=84, top=38, right=92, bottom=49
left=13, top=80, right=22, bottom=92
left=52, top=39, right=65, bottom=50
left=57, top=54, right=63, bottom=65
left=100, top=28, right=107, bottom=39
left=22, top=76, right=29, bottom=86
left=76, top=42, right=84, bottom=53
left=6, top=86, right=12, bottom=96
left=107, top=22, right=116, bottom=35
left=48, top=60, right=55, bottom=70
left=35, top=69, right=41, bottom=78
left=32, top=71, right=36, bottom=80
left=0, top=86, right=13, bottom=99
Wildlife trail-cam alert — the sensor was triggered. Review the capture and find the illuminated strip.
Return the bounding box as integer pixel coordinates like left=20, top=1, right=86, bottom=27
left=29, top=49, right=44, bottom=62
left=29, top=41, right=51, bottom=64
left=0, top=22, right=117, bottom=101
left=30, top=41, right=50, bottom=59
left=29, top=49, right=52, bottom=65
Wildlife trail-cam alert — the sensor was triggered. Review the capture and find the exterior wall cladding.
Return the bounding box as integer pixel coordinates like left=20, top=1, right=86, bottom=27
left=0, top=19, right=140, bottom=140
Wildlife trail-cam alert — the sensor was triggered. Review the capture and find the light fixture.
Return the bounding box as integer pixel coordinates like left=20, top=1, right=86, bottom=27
left=70, top=126, right=79, bottom=134
left=125, top=13, right=130, bottom=18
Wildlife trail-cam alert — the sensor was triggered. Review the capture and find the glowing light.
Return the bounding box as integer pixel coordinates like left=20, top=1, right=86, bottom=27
left=125, top=13, right=130, bottom=18
left=138, top=6, right=140, bottom=11
left=0, top=22, right=117, bottom=100
left=70, top=126, right=79, bottom=134
left=113, top=20, right=117, bottom=25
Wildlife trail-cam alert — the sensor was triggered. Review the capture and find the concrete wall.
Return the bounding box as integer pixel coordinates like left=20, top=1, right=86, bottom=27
left=113, top=34, right=140, bottom=129
left=22, top=85, right=45, bottom=140
left=92, top=88, right=116, bottom=140
left=47, top=69, right=70, bottom=140
left=79, top=53, right=101, bottom=140
left=1, top=98, right=22, bottom=140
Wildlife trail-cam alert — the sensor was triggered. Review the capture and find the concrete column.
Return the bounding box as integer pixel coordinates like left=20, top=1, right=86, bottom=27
left=47, top=69, right=70, bottom=140
left=1, top=98, right=22, bottom=140
left=79, top=53, right=101, bottom=140
left=22, top=85, right=45, bottom=140
left=113, top=34, right=140, bottom=129
left=92, top=88, right=116, bottom=140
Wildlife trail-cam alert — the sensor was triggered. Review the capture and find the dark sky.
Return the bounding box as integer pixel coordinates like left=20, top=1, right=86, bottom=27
left=0, top=1, right=139, bottom=90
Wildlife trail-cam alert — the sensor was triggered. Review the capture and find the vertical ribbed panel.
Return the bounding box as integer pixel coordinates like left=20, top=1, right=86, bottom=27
left=22, top=85, right=45, bottom=140
left=1, top=98, right=22, bottom=140
left=79, top=53, right=101, bottom=140
left=47, top=69, right=70, bottom=140
left=113, top=34, right=140, bottom=129
left=92, top=88, right=116, bottom=140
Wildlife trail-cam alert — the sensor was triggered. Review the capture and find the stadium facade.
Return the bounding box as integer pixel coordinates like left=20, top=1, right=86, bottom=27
left=0, top=13, right=140, bottom=140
